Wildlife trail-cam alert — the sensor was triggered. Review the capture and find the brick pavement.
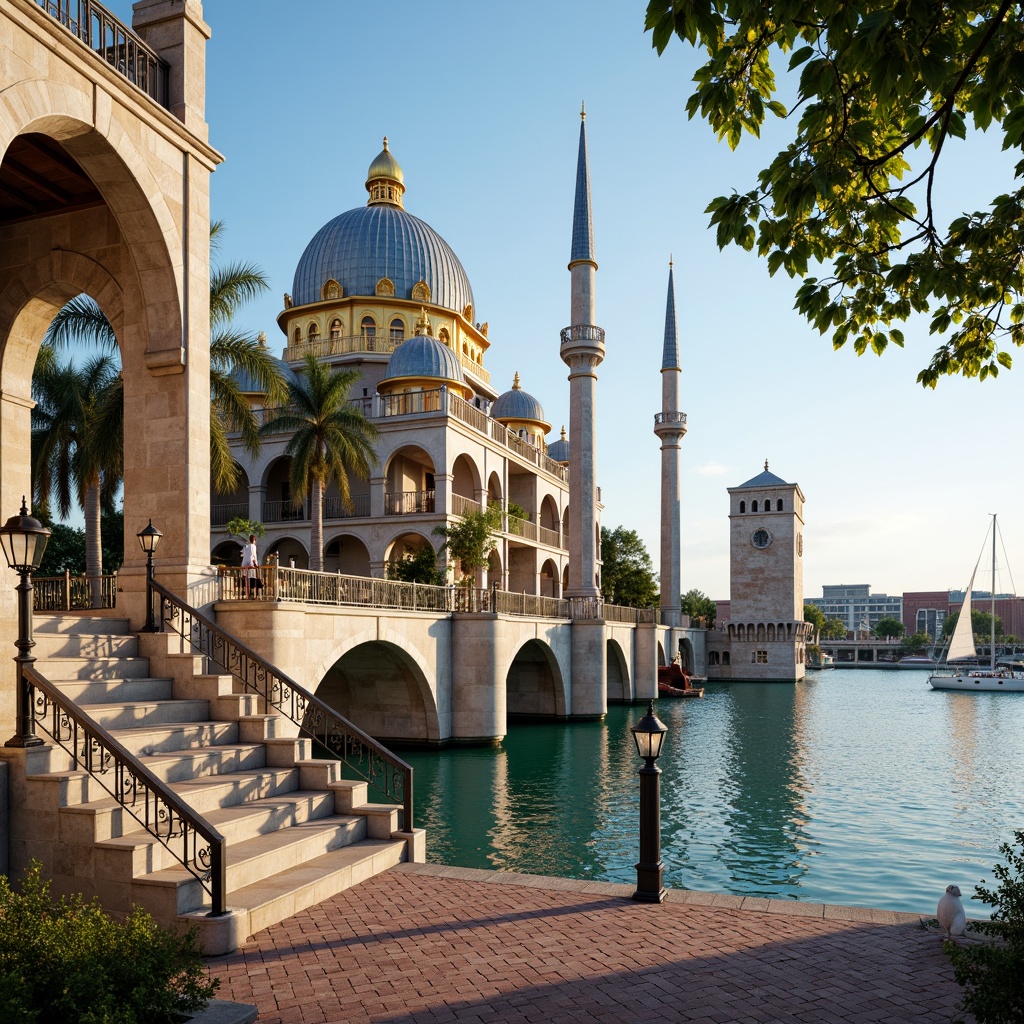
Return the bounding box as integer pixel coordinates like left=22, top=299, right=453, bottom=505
left=208, top=863, right=966, bottom=1024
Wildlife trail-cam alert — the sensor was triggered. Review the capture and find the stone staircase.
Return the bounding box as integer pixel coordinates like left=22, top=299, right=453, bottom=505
left=17, top=613, right=421, bottom=954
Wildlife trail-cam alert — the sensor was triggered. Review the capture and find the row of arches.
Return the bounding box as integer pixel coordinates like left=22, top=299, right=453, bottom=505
left=311, top=636, right=635, bottom=742
left=723, top=622, right=803, bottom=642
left=738, top=498, right=784, bottom=513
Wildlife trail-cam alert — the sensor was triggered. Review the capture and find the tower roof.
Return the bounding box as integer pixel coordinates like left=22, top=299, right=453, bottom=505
left=662, top=260, right=678, bottom=370
left=735, top=461, right=790, bottom=489
left=569, top=105, right=595, bottom=267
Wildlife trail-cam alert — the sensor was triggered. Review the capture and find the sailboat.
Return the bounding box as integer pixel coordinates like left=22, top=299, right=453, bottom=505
left=928, top=515, right=1024, bottom=692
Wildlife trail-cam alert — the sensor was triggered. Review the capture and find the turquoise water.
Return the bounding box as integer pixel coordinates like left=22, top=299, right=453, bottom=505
left=403, top=669, right=1024, bottom=915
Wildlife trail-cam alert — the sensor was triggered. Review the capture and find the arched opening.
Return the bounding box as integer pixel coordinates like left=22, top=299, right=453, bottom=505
left=657, top=640, right=667, bottom=666
left=777, top=499, right=783, bottom=511
left=739, top=500, right=746, bottom=513
left=211, top=540, right=242, bottom=565
left=487, top=471, right=502, bottom=506
left=606, top=639, right=630, bottom=703
left=324, top=534, right=371, bottom=576
left=385, top=532, right=435, bottom=573
left=451, top=453, right=482, bottom=515
left=389, top=317, right=405, bottom=342
left=315, top=641, right=438, bottom=743
left=329, top=318, right=342, bottom=340
left=679, top=637, right=695, bottom=674
left=539, top=558, right=558, bottom=598
left=266, top=536, right=308, bottom=569
left=385, top=446, right=436, bottom=514
left=211, top=464, right=249, bottom=526
left=562, top=564, right=569, bottom=591
left=487, top=548, right=502, bottom=589
left=360, top=315, right=376, bottom=339
left=539, top=495, right=560, bottom=543
left=263, top=456, right=305, bottom=522
left=752, top=500, right=758, bottom=512
left=506, top=639, right=564, bottom=718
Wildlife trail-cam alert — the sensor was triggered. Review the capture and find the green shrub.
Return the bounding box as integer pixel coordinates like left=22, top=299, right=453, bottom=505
left=0, top=862, right=218, bottom=1023
left=945, top=830, right=1024, bottom=1024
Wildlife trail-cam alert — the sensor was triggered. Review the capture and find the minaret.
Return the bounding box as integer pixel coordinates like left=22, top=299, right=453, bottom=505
left=561, top=104, right=605, bottom=599
left=654, top=260, right=687, bottom=627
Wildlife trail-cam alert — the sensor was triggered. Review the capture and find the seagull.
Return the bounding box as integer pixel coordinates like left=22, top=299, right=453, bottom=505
left=937, top=884, right=967, bottom=938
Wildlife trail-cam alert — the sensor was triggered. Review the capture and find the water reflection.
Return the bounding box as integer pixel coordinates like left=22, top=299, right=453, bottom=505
left=403, top=671, right=1024, bottom=914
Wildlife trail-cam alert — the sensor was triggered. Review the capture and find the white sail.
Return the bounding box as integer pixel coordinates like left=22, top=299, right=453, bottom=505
left=947, top=566, right=978, bottom=662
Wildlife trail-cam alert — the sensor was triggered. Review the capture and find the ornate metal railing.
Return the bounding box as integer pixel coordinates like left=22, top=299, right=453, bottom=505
left=150, top=579, right=413, bottom=829
left=36, top=0, right=169, bottom=107
left=324, top=493, right=370, bottom=519
left=385, top=489, right=435, bottom=515
left=493, top=591, right=569, bottom=618
left=32, top=572, right=117, bottom=611
left=23, top=663, right=225, bottom=913
left=262, top=498, right=308, bottom=523
left=211, top=502, right=249, bottom=527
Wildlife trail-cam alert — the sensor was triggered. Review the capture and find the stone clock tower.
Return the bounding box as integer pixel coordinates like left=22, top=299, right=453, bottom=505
left=707, top=462, right=811, bottom=682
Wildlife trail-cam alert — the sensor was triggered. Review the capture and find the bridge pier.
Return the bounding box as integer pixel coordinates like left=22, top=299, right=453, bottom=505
left=450, top=612, right=507, bottom=743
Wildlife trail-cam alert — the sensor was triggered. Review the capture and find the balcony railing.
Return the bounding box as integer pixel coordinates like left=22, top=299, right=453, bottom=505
left=324, top=493, right=370, bottom=519
left=36, top=0, right=169, bottom=108
left=263, top=499, right=308, bottom=523
left=451, top=494, right=483, bottom=517
left=283, top=334, right=403, bottom=363
left=211, top=502, right=249, bottom=526
left=385, top=490, right=435, bottom=515
left=32, top=572, right=117, bottom=611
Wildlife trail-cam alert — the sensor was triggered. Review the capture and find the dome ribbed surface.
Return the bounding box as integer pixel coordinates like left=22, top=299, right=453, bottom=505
left=491, top=387, right=547, bottom=424
left=291, top=205, right=474, bottom=313
left=381, top=335, right=464, bottom=385
left=547, top=437, right=570, bottom=462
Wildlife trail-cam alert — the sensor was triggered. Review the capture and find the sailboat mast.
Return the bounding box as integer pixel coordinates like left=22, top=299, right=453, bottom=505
left=991, top=514, right=997, bottom=672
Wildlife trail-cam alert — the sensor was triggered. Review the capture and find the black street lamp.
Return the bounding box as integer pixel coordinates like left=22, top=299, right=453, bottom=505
left=0, top=498, right=50, bottom=748
left=631, top=699, right=668, bottom=903
left=136, top=519, right=162, bottom=632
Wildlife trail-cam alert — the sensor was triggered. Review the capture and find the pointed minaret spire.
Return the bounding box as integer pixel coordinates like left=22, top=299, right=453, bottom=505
left=662, top=260, right=679, bottom=371
left=655, top=258, right=687, bottom=629
left=570, top=105, right=595, bottom=268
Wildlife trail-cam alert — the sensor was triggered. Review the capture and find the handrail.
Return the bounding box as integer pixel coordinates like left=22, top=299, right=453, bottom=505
left=149, top=578, right=413, bottom=830
left=23, top=663, right=226, bottom=914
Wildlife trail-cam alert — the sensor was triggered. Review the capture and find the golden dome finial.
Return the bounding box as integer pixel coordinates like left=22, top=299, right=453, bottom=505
left=580, top=101, right=586, bottom=121
left=560, top=425, right=567, bottom=440
left=669, top=253, right=673, bottom=268
left=382, top=136, right=389, bottom=150
left=764, top=459, right=769, bottom=472
left=366, top=137, right=405, bottom=208
left=512, top=371, right=521, bottom=390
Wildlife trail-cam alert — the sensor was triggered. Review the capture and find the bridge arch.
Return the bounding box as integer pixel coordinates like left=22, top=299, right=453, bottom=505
left=505, top=639, right=566, bottom=719
left=314, top=638, right=440, bottom=743
left=606, top=638, right=630, bottom=703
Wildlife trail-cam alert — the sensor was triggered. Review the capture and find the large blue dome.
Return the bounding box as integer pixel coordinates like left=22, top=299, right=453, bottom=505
left=291, top=204, right=475, bottom=314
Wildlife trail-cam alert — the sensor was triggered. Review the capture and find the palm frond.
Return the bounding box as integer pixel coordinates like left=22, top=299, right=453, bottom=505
left=43, top=294, right=118, bottom=352
left=210, top=413, right=241, bottom=495
left=210, top=262, right=270, bottom=327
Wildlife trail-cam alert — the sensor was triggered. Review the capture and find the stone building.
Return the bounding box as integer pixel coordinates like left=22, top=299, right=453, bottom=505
left=210, top=138, right=575, bottom=598
left=707, top=464, right=811, bottom=681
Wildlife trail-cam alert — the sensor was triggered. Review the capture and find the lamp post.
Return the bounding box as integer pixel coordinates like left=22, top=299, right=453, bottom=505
left=631, top=699, right=668, bottom=903
left=136, top=519, right=162, bottom=632
left=0, top=498, right=51, bottom=748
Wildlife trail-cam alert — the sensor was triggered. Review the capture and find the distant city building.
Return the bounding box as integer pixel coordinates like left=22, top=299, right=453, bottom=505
left=903, top=590, right=1024, bottom=639
left=806, top=584, right=902, bottom=638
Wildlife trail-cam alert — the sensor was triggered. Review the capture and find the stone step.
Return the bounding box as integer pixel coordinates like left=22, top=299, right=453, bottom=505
left=35, top=656, right=154, bottom=681
left=189, top=839, right=407, bottom=948
left=34, top=615, right=131, bottom=635
left=134, top=814, right=368, bottom=916
left=76, top=697, right=211, bottom=731
left=49, top=676, right=174, bottom=704
left=107, top=719, right=239, bottom=757
left=138, top=742, right=268, bottom=783
left=34, top=633, right=139, bottom=658
left=95, top=788, right=345, bottom=873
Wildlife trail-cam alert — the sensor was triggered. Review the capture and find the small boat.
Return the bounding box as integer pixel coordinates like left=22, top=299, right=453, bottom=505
left=658, top=663, right=704, bottom=698
left=929, top=515, right=1024, bottom=693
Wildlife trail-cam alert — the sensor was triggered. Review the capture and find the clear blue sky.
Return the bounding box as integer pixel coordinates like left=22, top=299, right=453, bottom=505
left=105, top=1, right=1024, bottom=600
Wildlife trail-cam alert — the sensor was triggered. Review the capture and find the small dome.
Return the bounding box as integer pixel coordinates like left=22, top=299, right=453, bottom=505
left=491, top=372, right=549, bottom=428
left=547, top=425, right=570, bottom=463
left=366, top=136, right=404, bottom=189
left=380, top=333, right=464, bottom=390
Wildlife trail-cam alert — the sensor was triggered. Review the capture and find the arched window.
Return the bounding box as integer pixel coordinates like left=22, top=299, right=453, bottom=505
left=438, top=327, right=450, bottom=346
left=293, top=327, right=301, bottom=344
left=722, top=652, right=730, bottom=666
left=308, top=322, right=319, bottom=341
left=361, top=316, right=376, bottom=350
left=777, top=498, right=783, bottom=511
left=739, top=501, right=745, bottom=513
left=709, top=651, right=719, bottom=666
left=329, top=318, right=342, bottom=340
left=752, top=500, right=758, bottom=512
left=390, top=318, right=405, bottom=342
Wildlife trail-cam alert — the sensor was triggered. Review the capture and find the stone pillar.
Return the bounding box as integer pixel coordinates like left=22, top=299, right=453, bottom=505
left=634, top=622, right=660, bottom=701
left=370, top=474, right=385, bottom=518
left=451, top=613, right=507, bottom=741
left=249, top=483, right=264, bottom=524
left=435, top=472, right=452, bottom=516
left=569, top=619, right=606, bottom=718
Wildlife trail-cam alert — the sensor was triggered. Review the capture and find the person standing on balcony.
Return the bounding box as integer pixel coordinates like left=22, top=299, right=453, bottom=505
left=241, top=533, right=258, bottom=598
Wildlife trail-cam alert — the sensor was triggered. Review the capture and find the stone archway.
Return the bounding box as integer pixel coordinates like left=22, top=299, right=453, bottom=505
left=606, top=639, right=630, bottom=703
left=506, top=639, right=566, bottom=718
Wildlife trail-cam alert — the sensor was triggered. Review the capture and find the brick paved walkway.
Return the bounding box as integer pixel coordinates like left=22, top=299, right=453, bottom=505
left=208, top=864, right=965, bottom=1024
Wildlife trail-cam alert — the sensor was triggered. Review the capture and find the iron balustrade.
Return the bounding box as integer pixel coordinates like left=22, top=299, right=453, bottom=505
left=262, top=499, right=308, bottom=523
left=385, top=490, right=435, bottom=515
left=560, top=324, right=606, bottom=347
left=35, top=0, right=169, bottom=107
left=493, top=591, right=569, bottom=618
left=211, top=502, right=249, bottom=527
left=450, top=494, right=483, bottom=517
left=22, top=663, right=226, bottom=914
left=324, top=493, right=370, bottom=519
left=32, top=572, right=117, bottom=611
left=149, top=578, right=414, bottom=830
left=654, top=412, right=688, bottom=427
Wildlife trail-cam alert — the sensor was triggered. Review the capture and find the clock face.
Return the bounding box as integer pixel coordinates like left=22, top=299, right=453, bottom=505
left=752, top=528, right=771, bottom=549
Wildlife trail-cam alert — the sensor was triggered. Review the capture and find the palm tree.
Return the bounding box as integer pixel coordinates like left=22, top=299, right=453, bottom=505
left=32, top=353, right=123, bottom=606
left=259, top=354, right=379, bottom=572
left=42, top=222, right=287, bottom=495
